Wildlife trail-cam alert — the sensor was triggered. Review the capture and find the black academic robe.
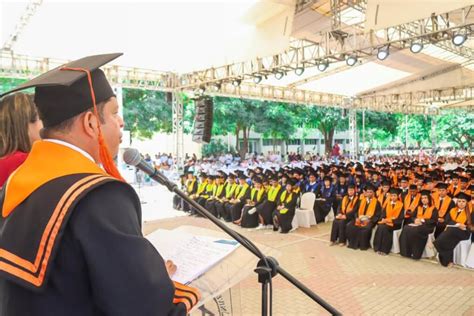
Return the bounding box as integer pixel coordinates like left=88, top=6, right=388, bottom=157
left=182, top=180, right=198, bottom=212
left=273, top=191, right=298, bottom=233
left=314, top=185, right=336, bottom=223
left=330, top=195, right=359, bottom=244
left=434, top=197, right=455, bottom=238
left=399, top=206, right=438, bottom=259
left=333, top=183, right=348, bottom=216
left=205, top=183, right=226, bottom=217
left=227, top=185, right=251, bottom=222
left=346, top=198, right=382, bottom=250
left=0, top=181, right=186, bottom=316
left=215, top=183, right=238, bottom=221
left=256, top=186, right=282, bottom=225
left=240, top=189, right=267, bottom=228
left=434, top=208, right=473, bottom=266
left=373, top=201, right=405, bottom=254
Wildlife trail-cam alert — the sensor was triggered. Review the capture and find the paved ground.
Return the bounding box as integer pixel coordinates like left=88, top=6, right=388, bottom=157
left=138, top=185, right=474, bottom=316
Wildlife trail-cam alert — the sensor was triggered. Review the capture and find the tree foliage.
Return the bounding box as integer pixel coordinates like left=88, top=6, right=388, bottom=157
left=435, top=111, right=474, bottom=150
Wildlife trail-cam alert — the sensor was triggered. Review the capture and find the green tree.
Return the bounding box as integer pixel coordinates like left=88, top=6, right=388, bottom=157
left=0, top=78, right=28, bottom=94
left=436, top=111, right=474, bottom=150
left=298, top=106, right=347, bottom=155
left=254, top=102, right=299, bottom=152
left=396, top=114, right=432, bottom=148
left=122, top=89, right=172, bottom=138
left=358, top=111, right=398, bottom=149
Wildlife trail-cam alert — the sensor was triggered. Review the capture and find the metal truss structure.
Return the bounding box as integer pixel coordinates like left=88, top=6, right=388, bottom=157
left=177, top=5, right=474, bottom=91
left=2, top=0, right=43, bottom=51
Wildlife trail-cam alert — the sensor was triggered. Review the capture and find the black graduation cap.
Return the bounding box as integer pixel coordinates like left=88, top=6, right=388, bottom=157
left=381, top=179, right=391, bottom=186
left=389, top=187, right=401, bottom=195
left=253, top=176, right=263, bottom=184
left=364, top=184, right=376, bottom=192
left=435, top=182, right=448, bottom=189
left=347, top=183, right=356, bottom=189
left=460, top=176, right=469, bottom=183
left=1, top=53, right=122, bottom=128
left=409, top=184, right=417, bottom=190
left=420, top=189, right=431, bottom=197
left=455, top=192, right=471, bottom=201
left=400, top=176, right=409, bottom=182
left=286, top=178, right=296, bottom=186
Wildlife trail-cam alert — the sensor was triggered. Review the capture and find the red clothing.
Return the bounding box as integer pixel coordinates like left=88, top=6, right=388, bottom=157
left=0, top=150, right=28, bottom=187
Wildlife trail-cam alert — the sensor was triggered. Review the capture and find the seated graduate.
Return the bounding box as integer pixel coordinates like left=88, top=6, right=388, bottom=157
left=333, top=171, right=349, bottom=215
left=173, top=173, right=187, bottom=210
left=256, top=174, right=282, bottom=229
left=205, top=172, right=227, bottom=217
left=330, top=184, right=359, bottom=246
left=216, top=173, right=238, bottom=220
left=196, top=174, right=215, bottom=210
left=273, top=178, right=298, bottom=234
left=182, top=171, right=197, bottom=212
left=189, top=173, right=207, bottom=214
left=236, top=176, right=266, bottom=228
left=433, top=182, right=455, bottom=238
left=303, top=170, right=319, bottom=194
left=373, top=187, right=404, bottom=255
left=227, top=176, right=250, bottom=222
left=403, top=184, right=420, bottom=223
left=434, top=192, right=473, bottom=267
left=399, top=190, right=438, bottom=260
left=346, top=184, right=381, bottom=250
left=376, top=179, right=391, bottom=209
left=314, top=176, right=336, bottom=223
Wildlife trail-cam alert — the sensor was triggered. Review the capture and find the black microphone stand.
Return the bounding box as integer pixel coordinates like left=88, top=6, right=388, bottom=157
left=149, top=168, right=341, bottom=316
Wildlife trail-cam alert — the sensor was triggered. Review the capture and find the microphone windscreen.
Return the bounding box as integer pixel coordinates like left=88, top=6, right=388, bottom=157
left=123, top=148, right=142, bottom=166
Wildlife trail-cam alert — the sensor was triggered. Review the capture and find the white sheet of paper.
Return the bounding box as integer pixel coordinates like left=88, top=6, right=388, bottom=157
left=147, top=229, right=240, bottom=284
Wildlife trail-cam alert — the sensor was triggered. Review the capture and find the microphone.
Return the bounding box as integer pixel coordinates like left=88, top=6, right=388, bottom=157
left=122, top=148, right=177, bottom=191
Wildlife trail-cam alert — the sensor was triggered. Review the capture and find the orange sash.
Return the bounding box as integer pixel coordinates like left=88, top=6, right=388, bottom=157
left=434, top=196, right=452, bottom=218
left=415, top=205, right=434, bottom=220
left=358, top=198, right=378, bottom=218
left=449, top=208, right=468, bottom=225
left=381, top=201, right=404, bottom=226
left=341, top=195, right=358, bottom=214
left=404, top=193, right=420, bottom=212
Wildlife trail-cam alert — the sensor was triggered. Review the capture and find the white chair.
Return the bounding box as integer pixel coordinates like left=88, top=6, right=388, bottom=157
left=453, top=235, right=472, bottom=267
left=465, top=243, right=474, bottom=269
left=292, top=192, right=316, bottom=229
left=422, top=232, right=437, bottom=258
left=391, top=229, right=403, bottom=253
left=325, top=208, right=335, bottom=223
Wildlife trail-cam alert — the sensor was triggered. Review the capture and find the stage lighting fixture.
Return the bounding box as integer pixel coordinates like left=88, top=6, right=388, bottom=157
left=410, top=41, right=423, bottom=53
left=346, top=55, right=357, bottom=66
left=253, top=75, right=263, bottom=84
left=232, top=78, right=242, bottom=87
left=317, top=60, right=328, bottom=72
left=295, top=66, right=305, bottom=76
left=377, top=46, right=389, bottom=60
left=452, top=32, right=467, bottom=46
left=197, top=86, right=205, bottom=94
left=274, top=71, right=285, bottom=80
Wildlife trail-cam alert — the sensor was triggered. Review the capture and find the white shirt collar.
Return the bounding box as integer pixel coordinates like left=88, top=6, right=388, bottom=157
left=44, top=139, right=95, bottom=163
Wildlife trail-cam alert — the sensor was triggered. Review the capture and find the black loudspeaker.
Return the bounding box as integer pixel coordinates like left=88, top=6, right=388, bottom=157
left=165, top=92, right=173, bottom=104
left=192, top=98, right=213, bottom=143
left=341, top=108, right=348, bottom=118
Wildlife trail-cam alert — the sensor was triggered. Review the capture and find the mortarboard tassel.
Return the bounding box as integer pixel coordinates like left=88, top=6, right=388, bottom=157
left=61, top=66, right=125, bottom=182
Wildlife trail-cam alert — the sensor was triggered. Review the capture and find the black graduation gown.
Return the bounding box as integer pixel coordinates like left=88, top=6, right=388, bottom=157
left=273, top=191, right=298, bottom=233
left=314, top=185, right=336, bottom=223
left=240, top=189, right=266, bottom=228
left=346, top=198, right=382, bottom=250
left=434, top=197, right=455, bottom=238
left=256, top=187, right=282, bottom=225
left=399, top=206, right=438, bottom=259
left=330, top=195, right=359, bottom=243
left=205, top=184, right=226, bottom=218
left=0, top=181, right=186, bottom=316
left=228, top=186, right=251, bottom=222
left=182, top=180, right=198, bottom=212
left=434, top=209, right=473, bottom=266
left=333, top=183, right=348, bottom=216
left=373, top=201, right=405, bottom=254
left=215, top=184, right=238, bottom=221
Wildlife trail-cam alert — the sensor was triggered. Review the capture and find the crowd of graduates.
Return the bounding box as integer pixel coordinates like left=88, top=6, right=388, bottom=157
left=173, top=157, right=473, bottom=268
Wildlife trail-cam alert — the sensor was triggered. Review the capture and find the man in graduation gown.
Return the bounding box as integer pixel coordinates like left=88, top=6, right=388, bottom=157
left=227, top=177, right=250, bottom=222
left=433, top=182, right=455, bottom=238
left=205, top=173, right=227, bottom=217
left=256, top=175, right=282, bottom=229
left=434, top=192, right=473, bottom=267
left=273, top=179, right=298, bottom=234
left=215, top=173, right=238, bottom=221
left=183, top=171, right=198, bottom=212
left=0, top=54, right=199, bottom=315
left=330, top=184, right=359, bottom=246
left=399, top=190, right=438, bottom=260
left=314, top=176, right=336, bottom=223
left=346, top=184, right=381, bottom=250
left=373, top=188, right=404, bottom=255
left=237, top=176, right=266, bottom=228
